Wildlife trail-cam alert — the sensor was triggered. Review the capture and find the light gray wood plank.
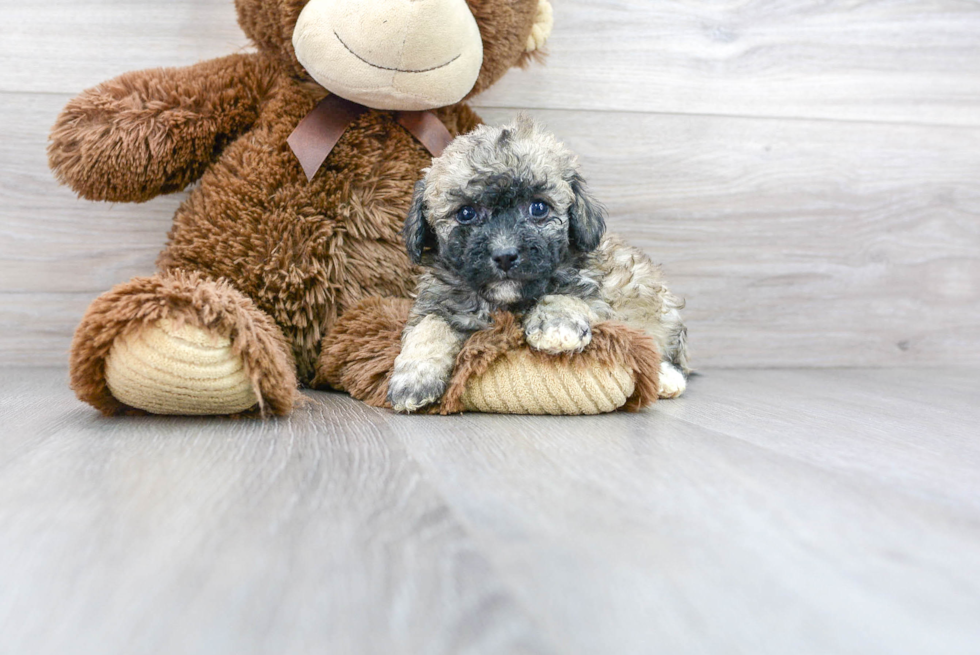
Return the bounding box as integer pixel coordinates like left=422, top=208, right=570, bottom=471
left=475, top=0, right=980, bottom=126
left=479, top=108, right=980, bottom=367
left=383, top=368, right=980, bottom=655
left=2, top=367, right=979, bottom=655
left=3, top=0, right=979, bottom=126
left=0, top=0, right=248, bottom=95
left=0, top=366, right=81, bottom=465
left=0, top=292, right=96, bottom=366
left=5, top=96, right=980, bottom=366
left=655, top=368, right=980, bottom=512
left=0, top=369, right=554, bottom=655
left=0, top=92, right=181, bottom=294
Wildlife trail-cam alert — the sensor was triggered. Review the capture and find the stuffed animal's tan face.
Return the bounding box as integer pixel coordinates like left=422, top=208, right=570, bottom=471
left=293, top=0, right=484, bottom=110
left=237, top=0, right=552, bottom=110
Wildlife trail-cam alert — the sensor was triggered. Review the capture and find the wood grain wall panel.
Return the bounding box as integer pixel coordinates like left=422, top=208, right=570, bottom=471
left=478, top=0, right=980, bottom=126
left=480, top=108, right=980, bottom=366
left=3, top=0, right=979, bottom=126
left=0, top=93, right=179, bottom=294
left=1, top=0, right=978, bottom=367
left=0, top=0, right=247, bottom=94
left=3, top=97, right=978, bottom=366
left=0, top=293, right=95, bottom=366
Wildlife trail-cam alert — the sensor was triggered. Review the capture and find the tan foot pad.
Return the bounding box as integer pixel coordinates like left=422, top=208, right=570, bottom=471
left=104, top=319, right=258, bottom=415
left=459, top=350, right=635, bottom=415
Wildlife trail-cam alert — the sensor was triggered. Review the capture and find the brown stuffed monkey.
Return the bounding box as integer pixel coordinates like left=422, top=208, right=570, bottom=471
left=50, top=0, right=658, bottom=416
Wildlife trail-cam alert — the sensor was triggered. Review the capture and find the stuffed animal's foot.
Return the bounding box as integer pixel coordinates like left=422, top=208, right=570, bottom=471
left=658, top=362, right=687, bottom=399
left=104, top=319, right=258, bottom=415
left=523, top=295, right=593, bottom=355
left=70, top=271, right=298, bottom=416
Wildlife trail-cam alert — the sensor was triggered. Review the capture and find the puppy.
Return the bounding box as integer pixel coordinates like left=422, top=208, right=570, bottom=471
left=387, top=115, right=689, bottom=413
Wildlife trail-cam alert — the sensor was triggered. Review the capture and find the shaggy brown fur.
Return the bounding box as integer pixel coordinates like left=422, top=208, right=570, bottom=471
left=313, top=297, right=412, bottom=406
left=50, top=0, right=542, bottom=413
left=48, top=54, right=279, bottom=203
left=317, top=297, right=662, bottom=414
left=70, top=271, right=297, bottom=416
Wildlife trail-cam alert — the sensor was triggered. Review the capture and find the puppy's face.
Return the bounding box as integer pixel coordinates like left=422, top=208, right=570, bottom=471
left=405, top=116, right=605, bottom=306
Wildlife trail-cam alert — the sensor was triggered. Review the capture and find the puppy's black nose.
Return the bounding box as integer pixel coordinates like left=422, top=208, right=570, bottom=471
left=491, top=247, right=520, bottom=272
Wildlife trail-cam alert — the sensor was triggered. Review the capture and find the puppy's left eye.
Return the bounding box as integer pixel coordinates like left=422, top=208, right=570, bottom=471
left=529, top=200, right=550, bottom=220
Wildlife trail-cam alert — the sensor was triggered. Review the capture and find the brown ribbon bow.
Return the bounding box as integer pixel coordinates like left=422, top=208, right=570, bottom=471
left=287, top=94, right=455, bottom=181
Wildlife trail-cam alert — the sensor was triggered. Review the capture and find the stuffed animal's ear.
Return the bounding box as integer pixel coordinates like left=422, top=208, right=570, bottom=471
left=525, top=0, right=554, bottom=54
left=404, top=181, right=435, bottom=264
left=568, top=174, right=606, bottom=252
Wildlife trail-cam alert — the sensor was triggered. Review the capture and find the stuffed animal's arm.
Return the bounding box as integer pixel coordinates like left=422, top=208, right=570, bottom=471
left=48, top=53, right=276, bottom=202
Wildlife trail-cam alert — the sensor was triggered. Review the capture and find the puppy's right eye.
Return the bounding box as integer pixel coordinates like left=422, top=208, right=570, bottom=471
left=456, top=206, right=479, bottom=225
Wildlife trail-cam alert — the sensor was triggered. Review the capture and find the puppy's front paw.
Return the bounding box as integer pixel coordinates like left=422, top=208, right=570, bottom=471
left=387, top=366, right=448, bottom=413
left=524, top=312, right=592, bottom=355
left=658, top=362, right=687, bottom=399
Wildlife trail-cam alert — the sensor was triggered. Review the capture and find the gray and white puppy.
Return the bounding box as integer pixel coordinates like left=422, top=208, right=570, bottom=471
left=387, top=115, right=689, bottom=413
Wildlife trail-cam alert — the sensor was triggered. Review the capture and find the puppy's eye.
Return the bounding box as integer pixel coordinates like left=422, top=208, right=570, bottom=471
left=529, top=200, right=550, bottom=220
left=456, top=206, right=479, bottom=225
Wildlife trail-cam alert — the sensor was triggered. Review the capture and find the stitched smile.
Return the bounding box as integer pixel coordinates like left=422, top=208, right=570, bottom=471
left=334, top=31, right=461, bottom=73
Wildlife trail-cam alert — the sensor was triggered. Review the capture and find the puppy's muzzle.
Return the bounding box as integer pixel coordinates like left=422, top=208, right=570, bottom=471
left=491, top=247, right=520, bottom=272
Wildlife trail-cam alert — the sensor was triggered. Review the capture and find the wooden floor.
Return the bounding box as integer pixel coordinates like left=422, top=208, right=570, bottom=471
left=1, top=367, right=978, bottom=655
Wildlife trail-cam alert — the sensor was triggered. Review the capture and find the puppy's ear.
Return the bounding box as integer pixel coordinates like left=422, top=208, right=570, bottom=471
left=403, top=180, right=435, bottom=264
left=568, top=174, right=606, bottom=252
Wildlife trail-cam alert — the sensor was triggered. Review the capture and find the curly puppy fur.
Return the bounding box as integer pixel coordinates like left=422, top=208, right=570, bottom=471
left=387, top=116, right=689, bottom=412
